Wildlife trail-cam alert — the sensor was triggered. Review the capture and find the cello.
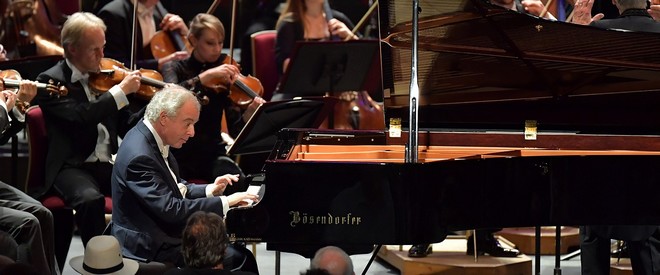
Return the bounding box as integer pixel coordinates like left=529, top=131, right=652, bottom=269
left=148, top=0, right=223, bottom=60
left=1, top=0, right=63, bottom=58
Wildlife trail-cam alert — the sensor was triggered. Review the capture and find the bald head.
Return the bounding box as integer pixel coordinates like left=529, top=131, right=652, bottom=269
left=310, top=246, right=354, bottom=275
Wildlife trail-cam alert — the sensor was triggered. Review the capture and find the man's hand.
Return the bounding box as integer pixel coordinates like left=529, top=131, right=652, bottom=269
left=226, top=191, right=259, bottom=207
left=17, top=80, right=37, bottom=103
left=117, top=69, right=142, bottom=95
left=210, top=174, right=239, bottom=196
left=570, top=0, right=604, bottom=25
left=161, top=14, right=189, bottom=36
left=649, top=0, right=660, bottom=21
left=1, top=91, right=16, bottom=111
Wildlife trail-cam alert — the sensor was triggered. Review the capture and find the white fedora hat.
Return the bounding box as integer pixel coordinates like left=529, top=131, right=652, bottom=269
left=70, top=235, right=139, bottom=275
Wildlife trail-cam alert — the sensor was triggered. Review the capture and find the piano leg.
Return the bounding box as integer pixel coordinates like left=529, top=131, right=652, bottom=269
left=361, top=245, right=382, bottom=275
left=535, top=226, right=541, bottom=275
left=275, top=251, right=280, bottom=275
left=554, top=226, right=562, bottom=275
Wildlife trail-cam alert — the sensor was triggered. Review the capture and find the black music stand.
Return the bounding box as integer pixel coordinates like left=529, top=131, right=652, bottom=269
left=227, top=97, right=338, bottom=155
left=278, top=40, right=380, bottom=96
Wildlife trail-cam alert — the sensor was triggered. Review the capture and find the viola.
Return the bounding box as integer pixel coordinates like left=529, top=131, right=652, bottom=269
left=215, top=55, right=264, bottom=108
left=150, top=30, right=193, bottom=60
left=88, top=58, right=167, bottom=101
left=0, top=69, right=68, bottom=112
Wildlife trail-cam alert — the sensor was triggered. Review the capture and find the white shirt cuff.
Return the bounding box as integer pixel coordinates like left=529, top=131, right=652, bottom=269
left=221, top=196, right=229, bottom=216
left=0, top=100, right=10, bottom=124
left=12, top=107, right=25, bottom=123
left=109, top=85, right=129, bottom=110
left=205, top=184, right=215, bottom=197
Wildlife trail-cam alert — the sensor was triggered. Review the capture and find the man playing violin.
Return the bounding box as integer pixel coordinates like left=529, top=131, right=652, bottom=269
left=97, top=0, right=191, bottom=71
left=0, top=78, right=59, bottom=275
left=162, top=13, right=266, bottom=194
left=33, top=12, right=142, bottom=256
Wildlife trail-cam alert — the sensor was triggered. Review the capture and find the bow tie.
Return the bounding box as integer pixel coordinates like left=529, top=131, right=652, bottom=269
left=71, top=72, right=89, bottom=83
left=161, top=145, right=170, bottom=159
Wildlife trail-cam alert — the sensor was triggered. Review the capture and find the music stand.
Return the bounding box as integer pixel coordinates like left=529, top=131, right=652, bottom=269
left=278, top=40, right=380, bottom=96
left=227, top=97, right=339, bottom=155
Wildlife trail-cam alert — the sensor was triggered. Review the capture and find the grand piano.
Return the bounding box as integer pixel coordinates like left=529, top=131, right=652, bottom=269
left=226, top=0, right=660, bottom=259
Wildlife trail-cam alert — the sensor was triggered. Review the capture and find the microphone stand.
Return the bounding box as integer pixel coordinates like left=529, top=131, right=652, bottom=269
left=406, top=0, right=420, bottom=163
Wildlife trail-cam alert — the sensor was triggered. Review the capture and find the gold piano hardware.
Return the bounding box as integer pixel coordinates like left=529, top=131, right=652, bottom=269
left=288, top=144, right=660, bottom=163
left=228, top=234, right=261, bottom=242
left=525, top=120, right=538, bottom=140
left=388, top=118, right=402, bottom=138
left=289, top=211, right=362, bottom=227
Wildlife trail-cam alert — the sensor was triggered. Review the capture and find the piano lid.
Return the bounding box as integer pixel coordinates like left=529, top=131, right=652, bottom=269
left=378, top=0, right=660, bottom=134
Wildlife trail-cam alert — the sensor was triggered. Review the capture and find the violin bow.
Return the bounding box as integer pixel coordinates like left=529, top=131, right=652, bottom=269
left=130, top=0, right=139, bottom=70
left=345, top=0, right=378, bottom=41
left=207, top=0, right=222, bottom=14
left=228, top=0, right=238, bottom=63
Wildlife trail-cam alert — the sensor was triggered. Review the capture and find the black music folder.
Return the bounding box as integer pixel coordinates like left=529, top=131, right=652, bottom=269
left=277, top=40, right=380, bottom=96
left=227, top=97, right=338, bottom=155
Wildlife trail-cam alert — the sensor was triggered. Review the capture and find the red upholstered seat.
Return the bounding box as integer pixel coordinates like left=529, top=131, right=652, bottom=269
left=251, top=30, right=278, bottom=101
left=25, top=106, right=112, bottom=213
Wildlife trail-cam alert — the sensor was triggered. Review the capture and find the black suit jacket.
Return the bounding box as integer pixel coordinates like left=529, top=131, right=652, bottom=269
left=111, top=120, right=225, bottom=262
left=34, top=60, right=134, bottom=198
left=590, top=9, right=660, bottom=33
left=0, top=105, right=24, bottom=145
left=97, top=0, right=167, bottom=70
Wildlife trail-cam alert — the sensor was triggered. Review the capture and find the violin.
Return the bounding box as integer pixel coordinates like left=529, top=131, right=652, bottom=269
left=212, top=0, right=264, bottom=108
left=0, top=69, right=68, bottom=112
left=217, top=55, right=264, bottom=108
left=88, top=58, right=167, bottom=101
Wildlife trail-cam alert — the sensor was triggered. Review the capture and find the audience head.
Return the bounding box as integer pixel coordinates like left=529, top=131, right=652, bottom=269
left=302, top=268, right=332, bottom=275
left=61, top=12, right=106, bottom=73
left=310, top=246, right=355, bottom=275
left=188, top=13, right=226, bottom=63
left=70, top=235, right=138, bottom=275
left=181, top=211, right=229, bottom=268
left=0, top=262, right=39, bottom=275
left=613, top=0, right=647, bottom=11
left=144, top=85, right=200, bottom=148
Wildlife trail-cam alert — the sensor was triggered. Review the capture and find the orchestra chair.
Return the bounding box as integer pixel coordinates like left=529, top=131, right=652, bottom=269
left=250, top=30, right=278, bottom=101
left=24, top=105, right=113, bottom=269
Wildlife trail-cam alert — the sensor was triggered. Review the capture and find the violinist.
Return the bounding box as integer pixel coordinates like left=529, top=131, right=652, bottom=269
left=270, top=0, right=357, bottom=101
left=162, top=13, right=266, bottom=194
left=34, top=12, right=143, bottom=256
left=0, top=79, right=60, bottom=275
left=274, top=0, right=358, bottom=76
left=97, top=0, right=190, bottom=70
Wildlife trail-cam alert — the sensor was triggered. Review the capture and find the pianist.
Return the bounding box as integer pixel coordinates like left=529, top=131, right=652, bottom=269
left=109, top=86, right=258, bottom=269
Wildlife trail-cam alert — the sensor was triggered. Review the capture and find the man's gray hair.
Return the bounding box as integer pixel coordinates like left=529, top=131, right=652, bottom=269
left=616, top=0, right=647, bottom=10
left=145, top=86, right=200, bottom=123
left=310, top=246, right=354, bottom=275
left=61, top=12, right=106, bottom=58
